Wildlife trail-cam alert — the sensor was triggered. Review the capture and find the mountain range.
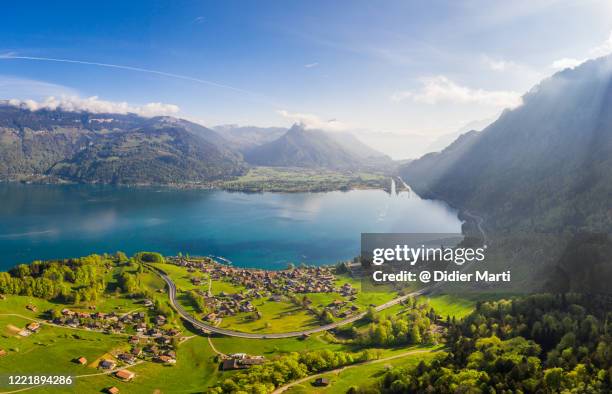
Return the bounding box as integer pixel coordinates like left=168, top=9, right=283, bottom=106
left=0, top=104, right=392, bottom=184
left=0, top=105, right=247, bottom=184
left=400, top=55, right=612, bottom=234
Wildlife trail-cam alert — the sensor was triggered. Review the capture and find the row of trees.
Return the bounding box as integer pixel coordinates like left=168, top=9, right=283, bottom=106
left=356, top=299, right=437, bottom=347
left=0, top=252, right=155, bottom=303
left=210, top=349, right=376, bottom=393
left=0, top=254, right=112, bottom=300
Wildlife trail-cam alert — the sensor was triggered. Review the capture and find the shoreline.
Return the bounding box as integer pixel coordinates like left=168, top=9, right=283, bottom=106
left=0, top=173, right=395, bottom=194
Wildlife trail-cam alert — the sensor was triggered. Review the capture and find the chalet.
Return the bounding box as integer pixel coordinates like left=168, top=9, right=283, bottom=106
left=0, top=349, right=6, bottom=357
left=220, top=359, right=247, bottom=371
left=131, top=347, right=143, bottom=357
left=106, top=387, right=120, bottom=394
left=146, top=345, right=160, bottom=355
left=18, top=329, right=31, bottom=337
left=129, top=336, right=140, bottom=345
left=148, top=328, right=163, bottom=337
left=115, top=369, right=135, bottom=381
left=156, top=355, right=176, bottom=364
left=26, top=322, right=40, bottom=332
left=313, top=377, right=330, bottom=386
left=99, top=359, right=117, bottom=369
left=61, top=308, right=74, bottom=316
left=26, top=304, right=38, bottom=312
left=76, top=357, right=87, bottom=365
left=155, top=315, right=167, bottom=326
left=118, top=353, right=136, bottom=364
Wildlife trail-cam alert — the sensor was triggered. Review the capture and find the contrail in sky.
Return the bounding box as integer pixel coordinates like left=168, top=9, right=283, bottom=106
left=0, top=54, right=275, bottom=105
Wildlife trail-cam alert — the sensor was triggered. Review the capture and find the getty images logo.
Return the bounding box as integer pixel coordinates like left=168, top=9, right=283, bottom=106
left=371, top=244, right=486, bottom=266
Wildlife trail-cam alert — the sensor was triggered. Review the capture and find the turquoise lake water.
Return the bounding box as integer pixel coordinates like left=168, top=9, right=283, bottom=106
left=0, top=183, right=462, bottom=270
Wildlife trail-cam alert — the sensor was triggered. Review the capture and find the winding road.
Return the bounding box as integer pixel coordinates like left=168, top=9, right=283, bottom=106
left=463, top=210, right=487, bottom=244
left=150, top=264, right=424, bottom=339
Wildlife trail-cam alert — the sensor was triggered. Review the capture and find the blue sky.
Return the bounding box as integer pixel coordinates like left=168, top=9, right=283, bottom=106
left=1, top=1, right=612, bottom=158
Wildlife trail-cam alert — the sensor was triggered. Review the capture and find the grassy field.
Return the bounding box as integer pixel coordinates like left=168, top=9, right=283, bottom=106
left=284, top=346, right=441, bottom=394
left=0, top=296, right=57, bottom=320
left=210, top=331, right=345, bottom=356
left=420, top=294, right=477, bottom=319
left=0, top=300, right=222, bottom=394
left=0, top=314, right=127, bottom=380
left=218, top=298, right=319, bottom=333
left=62, top=336, right=221, bottom=394
left=334, top=274, right=398, bottom=308
left=2, top=331, right=222, bottom=394
left=209, top=279, right=245, bottom=296
left=150, top=262, right=209, bottom=292
left=219, top=167, right=389, bottom=193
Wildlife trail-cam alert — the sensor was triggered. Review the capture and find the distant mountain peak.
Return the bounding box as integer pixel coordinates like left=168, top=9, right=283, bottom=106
left=243, top=124, right=392, bottom=171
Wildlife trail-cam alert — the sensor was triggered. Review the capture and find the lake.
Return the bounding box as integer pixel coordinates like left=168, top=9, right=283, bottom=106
left=0, top=183, right=461, bottom=270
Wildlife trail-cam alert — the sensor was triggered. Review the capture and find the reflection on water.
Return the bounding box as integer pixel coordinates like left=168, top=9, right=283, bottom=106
left=0, top=183, right=462, bottom=269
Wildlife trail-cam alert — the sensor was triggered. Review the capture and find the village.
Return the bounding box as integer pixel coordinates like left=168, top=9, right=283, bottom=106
left=0, top=257, right=379, bottom=394
left=171, top=257, right=361, bottom=324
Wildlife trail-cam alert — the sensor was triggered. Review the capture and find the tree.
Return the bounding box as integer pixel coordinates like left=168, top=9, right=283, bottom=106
left=544, top=367, right=564, bottom=390
left=409, top=325, right=422, bottom=344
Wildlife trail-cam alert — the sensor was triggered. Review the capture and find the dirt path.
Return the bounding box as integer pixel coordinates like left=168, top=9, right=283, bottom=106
left=207, top=336, right=225, bottom=356
left=272, top=349, right=432, bottom=394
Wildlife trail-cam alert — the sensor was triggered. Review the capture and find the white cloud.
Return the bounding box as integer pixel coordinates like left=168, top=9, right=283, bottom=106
left=551, top=57, right=584, bottom=70
left=551, top=30, right=612, bottom=70
left=276, top=109, right=348, bottom=131
left=304, top=62, right=319, bottom=68
left=7, top=96, right=180, bottom=117
left=391, top=76, right=523, bottom=108
left=483, top=56, right=515, bottom=71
